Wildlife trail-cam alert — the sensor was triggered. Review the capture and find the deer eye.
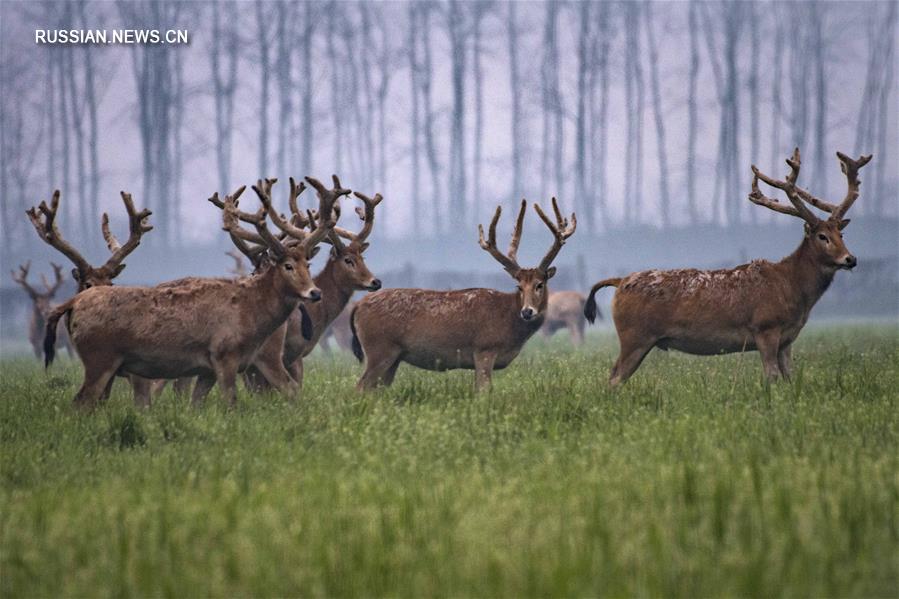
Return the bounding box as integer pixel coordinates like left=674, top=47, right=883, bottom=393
left=344, top=258, right=354, bottom=267
left=284, top=263, right=294, bottom=271
left=817, top=234, right=829, bottom=242
left=536, top=282, right=544, bottom=290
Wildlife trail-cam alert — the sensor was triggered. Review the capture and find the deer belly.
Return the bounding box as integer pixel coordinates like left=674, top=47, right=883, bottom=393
left=119, top=349, right=211, bottom=379
left=661, top=329, right=757, bottom=355
left=403, top=347, right=476, bottom=371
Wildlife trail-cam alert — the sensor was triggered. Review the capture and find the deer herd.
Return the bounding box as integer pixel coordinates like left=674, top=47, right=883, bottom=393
left=12, top=148, right=871, bottom=408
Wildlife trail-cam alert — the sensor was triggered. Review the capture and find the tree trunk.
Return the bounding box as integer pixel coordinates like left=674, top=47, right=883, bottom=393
left=508, top=2, right=523, bottom=212
left=644, top=2, right=670, bottom=228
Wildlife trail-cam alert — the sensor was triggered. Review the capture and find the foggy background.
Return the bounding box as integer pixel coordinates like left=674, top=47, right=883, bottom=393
left=1, top=0, right=897, bottom=346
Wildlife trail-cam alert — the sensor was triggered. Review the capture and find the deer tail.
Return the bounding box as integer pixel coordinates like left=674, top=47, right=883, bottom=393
left=584, top=278, right=622, bottom=324
left=350, top=305, right=364, bottom=363
left=44, top=297, right=75, bottom=369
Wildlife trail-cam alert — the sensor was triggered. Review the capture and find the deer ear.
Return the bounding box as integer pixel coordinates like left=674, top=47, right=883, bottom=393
left=804, top=222, right=812, bottom=236
left=330, top=245, right=340, bottom=258
left=838, top=218, right=851, bottom=230
left=71, top=268, right=81, bottom=282
left=359, top=242, right=370, bottom=253
left=307, top=246, right=321, bottom=260
left=545, top=266, right=557, bottom=279
left=112, top=264, right=127, bottom=277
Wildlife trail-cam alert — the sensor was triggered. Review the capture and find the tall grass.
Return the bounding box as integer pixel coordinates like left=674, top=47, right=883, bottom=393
left=1, top=325, right=897, bottom=598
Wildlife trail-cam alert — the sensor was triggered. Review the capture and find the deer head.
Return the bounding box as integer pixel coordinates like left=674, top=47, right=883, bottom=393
left=749, top=148, right=872, bottom=271
left=313, top=188, right=383, bottom=292
left=11, top=261, right=64, bottom=314
left=219, top=176, right=347, bottom=301
left=478, top=198, right=577, bottom=321
left=26, top=190, right=153, bottom=290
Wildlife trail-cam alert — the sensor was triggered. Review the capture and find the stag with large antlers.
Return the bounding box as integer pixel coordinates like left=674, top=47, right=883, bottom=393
left=28, top=190, right=159, bottom=401
left=351, top=198, right=576, bottom=391
left=585, top=149, right=872, bottom=384
left=10, top=261, right=72, bottom=359
left=259, top=185, right=382, bottom=387
left=45, top=179, right=337, bottom=408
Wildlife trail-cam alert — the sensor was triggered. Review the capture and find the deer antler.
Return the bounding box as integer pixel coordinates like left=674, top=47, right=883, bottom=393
left=329, top=190, right=384, bottom=250
left=98, top=191, right=153, bottom=273
left=225, top=250, right=247, bottom=276
left=26, top=190, right=92, bottom=276
left=832, top=151, right=873, bottom=220
left=210, top=185, right=275, bottom=269
left=534, top=197, right=577, bottom=272
left=749, top=148, right=820, bottom=224
left=10, top=261, right=41, bottom=298
left=297, top=175, right=349, bottom=253
left=222, top=190, right=287, bottom=259
left=478, top=200, right=526, bottom=275
left=41, top=262, right=65, bottom=295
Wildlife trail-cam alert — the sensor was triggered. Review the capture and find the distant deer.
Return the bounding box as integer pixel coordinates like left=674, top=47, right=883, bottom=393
left=351, top=198, right=576, bottom=391
left=585, top=149, right=871, bottom=384
left=321, top=304, right=356, bottom=353
left=10, top=261, right=71, bottom=359
left=41, top=179, right=338, bottom=408
left=232, top=181, right=383, bottom=390
left=541, top=291, right=593, bottom=345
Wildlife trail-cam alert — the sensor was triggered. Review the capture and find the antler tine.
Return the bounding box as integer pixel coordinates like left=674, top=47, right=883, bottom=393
left=224, top=190, right=286, bottom=259
left=45, top=262, right=64, bottom=294
left=833, top=151, right=873, bottom=220
left=208, top=185, right=256, bottom=222
left=748, top=148, right=819, bottom=224
left=26, top=190, right=93, bottom=275
left=252, top=178, right=310, bottom=242
left=100, top=191, right=153, bottom=271
left=350, top=191, right=383, bottom=244
left=534, top=198, right=577, bottom=272
left=507, top=199, right=527, bottom=262
left=478, top=205, right=521, bottom=274
left=748, top=172, right=804, bottom=217
left=299, top=175, right=345, bottom=253
left=11, top=261, right=41, bottom=298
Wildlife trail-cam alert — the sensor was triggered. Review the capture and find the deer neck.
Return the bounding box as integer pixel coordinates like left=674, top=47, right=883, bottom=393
left=246, top=268, right=302, bottom=332
left=782, top=236, right=837, bottom=311
left=309, top=259, right=355, bottom=327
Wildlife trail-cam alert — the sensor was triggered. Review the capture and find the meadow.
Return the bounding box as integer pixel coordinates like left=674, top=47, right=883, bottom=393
left=1, top=324, right=897, bottom=598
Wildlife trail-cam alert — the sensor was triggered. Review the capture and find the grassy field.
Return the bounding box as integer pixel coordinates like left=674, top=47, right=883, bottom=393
left=1, top=324, right=897, bottom=598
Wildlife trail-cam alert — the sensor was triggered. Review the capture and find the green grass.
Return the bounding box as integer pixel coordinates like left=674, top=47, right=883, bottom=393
left=1, top=325, right=897, bottom=598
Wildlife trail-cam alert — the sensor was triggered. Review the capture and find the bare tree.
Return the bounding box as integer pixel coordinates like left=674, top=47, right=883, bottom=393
left=447, top=0, right=468, bottom=226
left=210, top=1, right=240, bottom=194
left=643, top=2, right=670, bottom=227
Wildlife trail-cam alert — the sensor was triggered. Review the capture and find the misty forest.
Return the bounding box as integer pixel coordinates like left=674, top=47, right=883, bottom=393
left=0, top=1, right=896, bottom=310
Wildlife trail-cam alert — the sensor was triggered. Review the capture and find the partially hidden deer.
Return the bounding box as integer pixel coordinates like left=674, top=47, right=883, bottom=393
left=41, top=180, right=336, bottom=408
left=351, top=198, right=576, bottom=391
left=541, top=290, right=594, bottom=346
left=10, top=261, right=72, bottom=359
left=224, top=179, right=382, bottom=391
left=585, top=148, right=871, bottom=384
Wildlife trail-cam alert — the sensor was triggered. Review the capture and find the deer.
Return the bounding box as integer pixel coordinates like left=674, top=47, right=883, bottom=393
left=227, top=179, right=383, bottom=391
left=350, top=198, right=576, bottom=391
left=584, top=148, right=872, bottom=384
left=41, top=178, right=339, bottom=408
left=27, top=190, right=160, bottom=402
left=10, top=261, right=72, bottom=359
left=541, top=290, right=594, bottom=346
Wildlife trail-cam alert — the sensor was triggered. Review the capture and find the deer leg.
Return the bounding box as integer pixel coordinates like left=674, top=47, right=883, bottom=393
left=609, top=339, right=655, bottom=386
left=130, top=376, right=153, bottom=409
left=191, top=374, right=216, bottom=407
left=254, top=358, right=300, bottom=401
left=172, top=377, right=193, bottom=397
left=357, top=347, right=403, bottom=391
left=571, top=319, right=585, bottom=346
left=74, top=357, right=122, bottom=408
left=754, top=330, right=783, bottom=381
left=286, top=358, right=303, bottom=389
left=474, top=351, right=497, bottom=392
left=777, top=342, right=794, bottom=380
left=211, top=355, right=240, bottom=408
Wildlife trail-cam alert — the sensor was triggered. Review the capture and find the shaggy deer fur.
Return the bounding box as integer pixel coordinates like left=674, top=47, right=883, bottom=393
left=585, top=149, right=871, bottom=384
left=47, top=180, right=337, bottom=408
left=541, top=291, right=593, bottom=345
left=351, top=198, right=576, bottom=391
